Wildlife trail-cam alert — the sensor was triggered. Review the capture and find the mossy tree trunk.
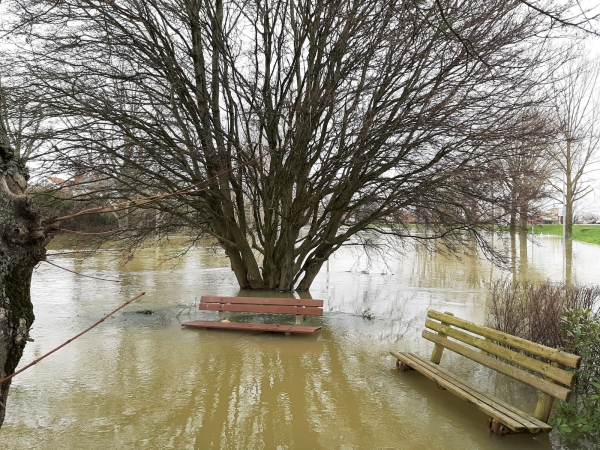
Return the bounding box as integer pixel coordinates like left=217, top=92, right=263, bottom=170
left=0, top=143, right=48, bottom=427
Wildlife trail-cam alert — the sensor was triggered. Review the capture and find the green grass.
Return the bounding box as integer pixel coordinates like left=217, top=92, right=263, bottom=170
left=532, top=224, right=600, bottom=245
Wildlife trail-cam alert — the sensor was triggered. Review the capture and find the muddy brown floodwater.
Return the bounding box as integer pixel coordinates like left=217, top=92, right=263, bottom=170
left=0, top=234, right=597, bottom=449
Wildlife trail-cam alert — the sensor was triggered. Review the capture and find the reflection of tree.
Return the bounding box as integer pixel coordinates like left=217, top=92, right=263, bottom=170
left=509, top=231, right=547, bottom=284
left=565, top=239, right=573, bottom=285
left=518, top=231, right=528, bottom=275
left=410, top=240, right=486, bottom=290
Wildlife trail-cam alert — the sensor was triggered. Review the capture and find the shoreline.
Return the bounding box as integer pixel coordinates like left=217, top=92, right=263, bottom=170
left=532, top=224, right=600, bottom=246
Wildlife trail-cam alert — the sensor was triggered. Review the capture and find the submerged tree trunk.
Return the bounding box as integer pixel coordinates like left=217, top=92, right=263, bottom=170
left=0, top=143, right=47, bottom=427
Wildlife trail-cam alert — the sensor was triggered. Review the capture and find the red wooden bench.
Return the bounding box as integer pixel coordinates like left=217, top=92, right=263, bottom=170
left=182, top=296, right=323, bottom=334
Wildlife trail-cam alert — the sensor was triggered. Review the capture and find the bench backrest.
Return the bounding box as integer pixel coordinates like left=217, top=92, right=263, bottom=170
left=199, top=296, right=324, bottom=316
left=423, top=310, right=581, bottom=422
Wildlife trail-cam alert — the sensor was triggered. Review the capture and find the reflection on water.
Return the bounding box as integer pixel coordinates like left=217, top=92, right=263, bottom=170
left=565, top=239, right=573, bottom=285
left=0, top=235, right=597, bottom=449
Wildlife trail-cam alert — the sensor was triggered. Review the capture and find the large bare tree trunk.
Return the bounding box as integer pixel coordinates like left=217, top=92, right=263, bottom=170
left=0, top=143, right=47, bottom=427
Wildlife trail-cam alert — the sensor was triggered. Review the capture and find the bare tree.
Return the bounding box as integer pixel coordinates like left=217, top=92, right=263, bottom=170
left=0, top=24, right=48, bottom=422
left=5, top=0, right=559, bottom=292
left=0, top=79, right=47, bottom=161
left=494, top=111, right=555, bottom=232
left=550, top=54, right=600, bottom=239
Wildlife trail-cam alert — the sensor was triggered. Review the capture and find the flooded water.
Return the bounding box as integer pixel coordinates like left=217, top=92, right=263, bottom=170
left=1, top=234, right=597, bottom=449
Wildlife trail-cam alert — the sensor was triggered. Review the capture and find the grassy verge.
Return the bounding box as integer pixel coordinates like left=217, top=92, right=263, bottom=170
left=532, top=224, right=600, bottom=245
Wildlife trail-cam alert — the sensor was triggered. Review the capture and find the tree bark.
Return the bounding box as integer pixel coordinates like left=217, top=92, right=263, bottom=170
left=565, top=172, right=574, bottom=240
left=0, top=143, right=47, bottom=427
left=519, top=205, right=529, bottom=232
left=297, top=259, right=326, bottom=292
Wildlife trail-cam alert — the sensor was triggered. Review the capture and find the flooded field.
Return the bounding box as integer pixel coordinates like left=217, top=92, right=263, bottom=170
left=1, top=234, right=597, bottom=449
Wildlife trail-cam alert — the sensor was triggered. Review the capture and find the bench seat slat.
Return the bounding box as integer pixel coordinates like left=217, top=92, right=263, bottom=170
left=200, top=303, right=323, bottom=316
left=391, top=351, right=528, bottom=432
left=201, top=296, right=324, bottom=307
left=422, top=330, right=572, bottom=402
left=391, top=351, right=552, bottom=433
left=182, top=321, right=321, bottom=334
left=407, top=353, right=552, bottom=432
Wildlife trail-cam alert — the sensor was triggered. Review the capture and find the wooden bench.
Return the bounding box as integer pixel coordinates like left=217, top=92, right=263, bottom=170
left=182, top=296, right=323, bottom=334
left=390, top=310, right=581, bottom=435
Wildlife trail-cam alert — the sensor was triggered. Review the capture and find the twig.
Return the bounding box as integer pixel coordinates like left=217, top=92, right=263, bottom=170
left=43, top=260, right=122, bottom=283
left=47, top=250, right=98, bottom=256
left=517, top=0, right=600, bottom=36
left=0, top=292, right=146, bottom=385
left=176, top=297, right=197, bottom=318
left=54, top=227, right=130, bottom=236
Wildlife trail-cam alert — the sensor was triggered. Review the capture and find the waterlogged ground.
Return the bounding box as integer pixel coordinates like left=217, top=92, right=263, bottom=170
left=1, top=234, right=598, bottom=449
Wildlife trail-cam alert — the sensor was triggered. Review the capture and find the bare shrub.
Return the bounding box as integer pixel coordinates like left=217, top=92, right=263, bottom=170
left=486, top=279, right=600, bottom=348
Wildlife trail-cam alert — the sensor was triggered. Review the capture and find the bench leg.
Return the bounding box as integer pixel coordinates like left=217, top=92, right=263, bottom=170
left=488, top=418, right=510, bottom=435
left=396, top=360, right=414, bottom=372
left=295, top=315, right=302, bottom=325
left=534, top=393, right=556, bottom=423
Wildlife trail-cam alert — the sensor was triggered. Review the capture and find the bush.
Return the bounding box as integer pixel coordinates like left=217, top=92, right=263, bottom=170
left=486, top=279, right=600, bottom=348
left=485, top=281, right=600, bottom=448
left=552, top=309, right=600, bottom=447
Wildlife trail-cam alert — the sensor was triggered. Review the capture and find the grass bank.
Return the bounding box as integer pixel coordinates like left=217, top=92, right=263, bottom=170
left=532, top=224, right=600, bottom=245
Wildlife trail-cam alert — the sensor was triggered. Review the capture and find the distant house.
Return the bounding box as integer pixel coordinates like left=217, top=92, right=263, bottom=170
left=30, top=174, right=93, bottom=195
left=29, top=176, right=70, bottom=193
left=540, top=207, right=560, bottom=224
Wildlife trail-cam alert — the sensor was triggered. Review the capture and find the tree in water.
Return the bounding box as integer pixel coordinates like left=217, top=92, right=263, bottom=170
left=493, top=110, right=554, bottom=233
left=10, top=0, right=561, bottom=291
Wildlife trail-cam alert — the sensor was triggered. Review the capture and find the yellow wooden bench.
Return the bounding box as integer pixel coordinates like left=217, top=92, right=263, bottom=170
left=390, top=310, right=581, bottom=435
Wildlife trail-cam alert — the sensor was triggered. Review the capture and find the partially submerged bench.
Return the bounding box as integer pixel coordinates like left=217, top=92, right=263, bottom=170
left=182, top=296, right=323, bottom=334
left=390, top=310, right=581, bottom=435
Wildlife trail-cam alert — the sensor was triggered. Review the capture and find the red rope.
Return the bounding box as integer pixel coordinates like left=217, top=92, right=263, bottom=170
left=43, top=260, right=122, bottom=283
left=0, top=292, right=146, bottom=385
